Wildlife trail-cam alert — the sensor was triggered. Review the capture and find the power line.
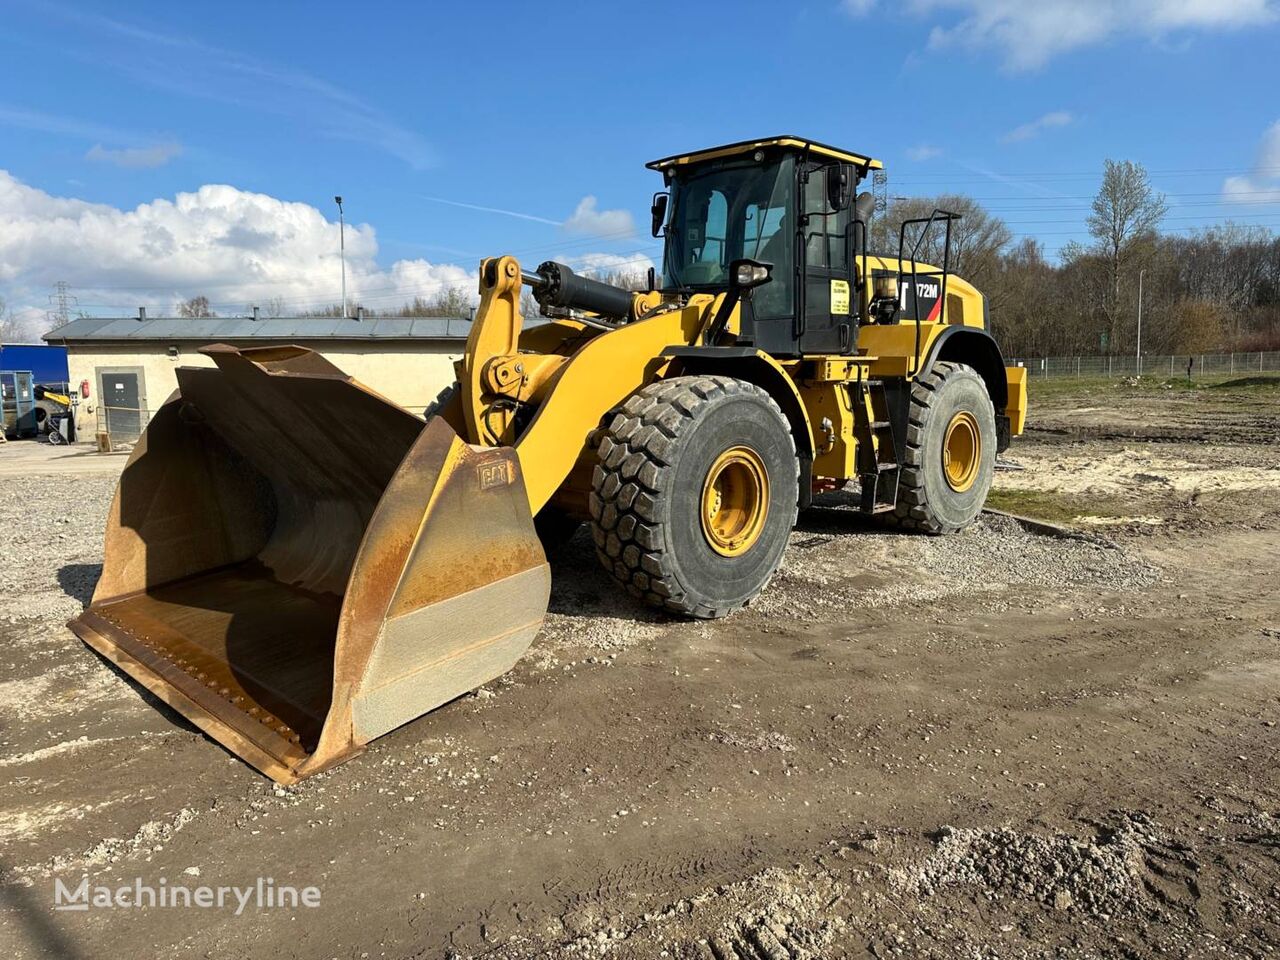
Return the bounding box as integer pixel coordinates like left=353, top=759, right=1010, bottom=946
left=892, top=164, right=1280, bottom=185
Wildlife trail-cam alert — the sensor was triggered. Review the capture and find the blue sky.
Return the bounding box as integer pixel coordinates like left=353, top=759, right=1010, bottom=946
left=2, top=0, right=1279, bottom=328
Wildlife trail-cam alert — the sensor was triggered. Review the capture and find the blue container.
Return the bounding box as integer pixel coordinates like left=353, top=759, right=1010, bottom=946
left=0, top=343, right=69, bottom=388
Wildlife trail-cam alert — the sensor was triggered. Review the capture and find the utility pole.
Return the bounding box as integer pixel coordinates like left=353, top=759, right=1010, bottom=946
left=1135, top=268, right=1144, bottom=376
left=334, top=196, right=347, bottom=318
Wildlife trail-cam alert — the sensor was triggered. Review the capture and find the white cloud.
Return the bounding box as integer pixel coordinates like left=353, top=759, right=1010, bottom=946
left=0, top=171, right=474, bottom=324
left=1001, top=110, right=1074, bottom=143
left=906, top=144, right=943, bottom=161
left=0, top=173, right=647, bottom=335
left=569, top=251, right=657, bottom=282
left=561, top=196, right=635, bottom=237
left=86, top=142, right=183, bottom=169
left=841, top=0, right=877, bottom=13
left=1222, top=120, right=1280, bottom=203
left=843, top=0, right=1276, bottom=70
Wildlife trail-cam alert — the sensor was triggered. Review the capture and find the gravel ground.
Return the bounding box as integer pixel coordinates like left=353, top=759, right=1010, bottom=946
left=2, top=379, right=1279, bottom=959
left=0, top=474, right=114, bottom=624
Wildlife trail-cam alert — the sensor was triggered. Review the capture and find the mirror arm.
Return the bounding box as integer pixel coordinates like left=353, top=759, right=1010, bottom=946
left=703, top=288, right=742, bottom=345
left=702, top=259, right=772, bottom=345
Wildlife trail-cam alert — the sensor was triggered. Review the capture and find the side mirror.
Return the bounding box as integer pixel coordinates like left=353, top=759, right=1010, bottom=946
left=827, top=165, right=852, bottom=210
left=650, top=192, right=669, bottom=238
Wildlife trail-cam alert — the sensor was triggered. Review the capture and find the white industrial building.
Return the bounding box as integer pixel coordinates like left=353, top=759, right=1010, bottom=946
left=43, top=314, right=470, bottom=443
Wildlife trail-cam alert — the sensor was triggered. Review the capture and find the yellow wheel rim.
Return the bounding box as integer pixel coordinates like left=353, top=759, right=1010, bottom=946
left=700, top=446, right=769, bottom=557
left=942, top=411, right=981, bottom=493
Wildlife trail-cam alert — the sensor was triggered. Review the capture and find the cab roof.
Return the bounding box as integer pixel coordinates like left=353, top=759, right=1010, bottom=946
left=646, top=136, right=883, bottom=173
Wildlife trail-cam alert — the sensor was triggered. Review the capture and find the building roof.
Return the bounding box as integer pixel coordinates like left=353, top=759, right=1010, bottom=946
left=647, top=136, right=882, bottom=172
left=43, top=315, right=474, bottom=344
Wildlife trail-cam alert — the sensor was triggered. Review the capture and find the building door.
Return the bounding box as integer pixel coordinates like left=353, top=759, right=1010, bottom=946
left=98, top=369, right=144, bottom=441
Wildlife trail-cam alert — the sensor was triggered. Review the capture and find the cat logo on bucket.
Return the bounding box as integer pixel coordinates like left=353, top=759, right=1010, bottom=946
left=477, top=460, right=514, bottom=491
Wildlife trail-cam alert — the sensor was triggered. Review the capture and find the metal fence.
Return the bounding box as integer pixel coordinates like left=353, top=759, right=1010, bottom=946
left=1009, top=351, right=1280, bottom=379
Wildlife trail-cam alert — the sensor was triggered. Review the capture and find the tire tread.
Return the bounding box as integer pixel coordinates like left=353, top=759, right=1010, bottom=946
left=590, top=375, right=797, bottom=618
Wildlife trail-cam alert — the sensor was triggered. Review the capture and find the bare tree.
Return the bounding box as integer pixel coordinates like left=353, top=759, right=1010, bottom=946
left=177, top=295, right=217, bottom=318
left=0, top=296, right=37, bottom=342
left=0, top=295, right=15, bottom=341
left=384, top=287, right=474, bottom=318
left=1087, top=159, right=1167, bottom=347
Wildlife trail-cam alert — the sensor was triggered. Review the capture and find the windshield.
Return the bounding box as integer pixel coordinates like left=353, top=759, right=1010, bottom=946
left=662, top=157, right=794, bottom=319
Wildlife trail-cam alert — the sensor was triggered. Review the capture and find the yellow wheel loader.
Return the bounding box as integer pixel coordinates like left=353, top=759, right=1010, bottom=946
left=70, top=137, right=1028, bottom=783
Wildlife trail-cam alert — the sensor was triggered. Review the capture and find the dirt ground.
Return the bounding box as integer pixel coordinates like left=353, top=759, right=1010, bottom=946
left=2, top=374, right=1278, bottom=959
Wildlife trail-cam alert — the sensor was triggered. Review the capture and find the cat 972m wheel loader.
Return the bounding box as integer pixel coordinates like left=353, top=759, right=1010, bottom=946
left=70, top=137, right=1028, bottom=783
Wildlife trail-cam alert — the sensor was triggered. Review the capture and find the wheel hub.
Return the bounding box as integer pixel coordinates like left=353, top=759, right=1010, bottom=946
left=700, top=446, right=769, bottom=557
left=942, top=410, right=981, bottom=492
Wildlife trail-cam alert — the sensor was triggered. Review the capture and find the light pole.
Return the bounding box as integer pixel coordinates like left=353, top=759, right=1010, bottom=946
left=335, top=195, right=347, bottom=319
left=1136, top=268, right=1144, bottom=376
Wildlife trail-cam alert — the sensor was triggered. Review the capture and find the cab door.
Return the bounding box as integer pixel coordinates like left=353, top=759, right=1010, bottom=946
left=798, top=162, right=854, bottom=355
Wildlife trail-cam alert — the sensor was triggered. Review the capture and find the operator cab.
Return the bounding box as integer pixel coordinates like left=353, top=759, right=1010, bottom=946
left=648, top=136, right=953, bottom=358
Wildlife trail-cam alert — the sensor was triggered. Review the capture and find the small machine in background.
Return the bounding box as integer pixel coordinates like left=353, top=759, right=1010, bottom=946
left=34, top=384, right=76, bottom=442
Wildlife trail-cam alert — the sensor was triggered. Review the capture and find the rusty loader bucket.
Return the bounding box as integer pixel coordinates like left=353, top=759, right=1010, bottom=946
left=68, top=345, right=549, bottom=783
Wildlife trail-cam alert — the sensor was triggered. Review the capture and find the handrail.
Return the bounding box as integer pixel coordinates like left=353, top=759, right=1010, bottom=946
left=896, top=209, right=960, bottom=377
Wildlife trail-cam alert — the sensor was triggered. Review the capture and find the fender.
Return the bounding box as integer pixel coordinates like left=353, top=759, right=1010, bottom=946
left=662, top=345, right=817, bottom=509
left=660, top=346, right=814, bottom=462
left=917, top=325, right=1009, bottom=411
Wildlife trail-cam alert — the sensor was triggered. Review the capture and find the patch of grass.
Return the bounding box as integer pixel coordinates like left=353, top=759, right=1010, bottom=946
left=1026, top=372, right=1280, bottom=402
left=986, top=487, right=1130, bottom=526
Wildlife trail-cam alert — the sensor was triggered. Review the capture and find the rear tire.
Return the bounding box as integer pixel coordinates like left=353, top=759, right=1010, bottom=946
left=590, top=376, right=798, bottom=619
left=889, top=361, right=996, bottom=534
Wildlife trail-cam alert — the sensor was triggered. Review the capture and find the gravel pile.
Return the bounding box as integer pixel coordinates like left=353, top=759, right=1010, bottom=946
left=887, top=513, right=1161, bottom=596
left=898, top=814, right=1163, bottom=917
left=761, top=513, right=1161, bottom=616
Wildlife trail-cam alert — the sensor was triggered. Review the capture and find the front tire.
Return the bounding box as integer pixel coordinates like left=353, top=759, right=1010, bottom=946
left=890, top=361, right=996, bottom=533
left=590, top=376, right=798, bottom=619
